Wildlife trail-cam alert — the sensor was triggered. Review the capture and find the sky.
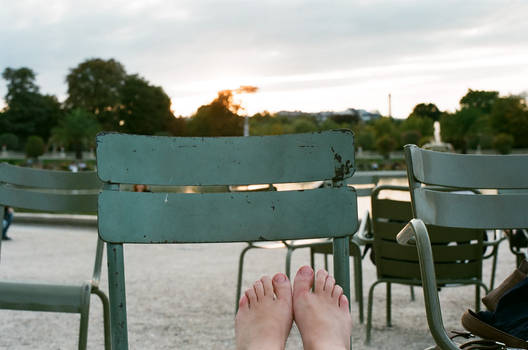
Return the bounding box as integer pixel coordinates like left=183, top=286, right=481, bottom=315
left=1, top=0, right=527, bottom=118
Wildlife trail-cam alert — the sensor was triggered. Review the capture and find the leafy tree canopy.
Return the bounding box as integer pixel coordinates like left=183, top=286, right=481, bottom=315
left=2, top=67, right=39, bottom=103
left=1, top=67, right=62, bottom=141
left=186, top=90, right=243, bottom=136
left=489, top=95, right=528, bottom=148
left=65, top=58, right=126, bottom=128
left=460, top=89, right=499, bottom=114
left=117, top=74, right=175, bottom=135
left=409, top=103, right=442, bottom=121
left=51, top=109, right=100, bottom=159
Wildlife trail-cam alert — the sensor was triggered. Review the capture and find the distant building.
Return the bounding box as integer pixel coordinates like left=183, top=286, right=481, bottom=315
left=275, top=108, right=381, bottom=122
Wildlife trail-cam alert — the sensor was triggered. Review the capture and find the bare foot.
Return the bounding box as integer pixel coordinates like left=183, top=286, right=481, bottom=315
left=235, top=273, right=293, bottom=350
left=293, top=266, right=352, bottom=350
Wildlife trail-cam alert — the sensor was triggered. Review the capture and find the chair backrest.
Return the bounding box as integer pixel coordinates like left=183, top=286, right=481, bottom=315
left=0, top=163, right=102, bottom=261
left=96, top=131, right=358, bottom=244
left=0, top=163, right=101, bottom=213
left=404, top=145, right=528, bottom=230
left=372, top=185, right=484, bottom=282
left=96, top=130, right=358, bottom=349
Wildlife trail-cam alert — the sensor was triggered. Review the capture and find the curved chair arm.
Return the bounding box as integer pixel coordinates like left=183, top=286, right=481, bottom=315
left=483, top=230, right=505, bottom=247
left=397, top=219, right=460, bottom=350
left=91, top=237, right=105, bottom=289
left=353, top=209, right=373, bottom=245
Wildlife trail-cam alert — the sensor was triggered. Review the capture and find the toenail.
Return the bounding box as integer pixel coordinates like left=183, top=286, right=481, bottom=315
left=300, top=266, right=313, bottom=276
left=273, top=274, right=286, bottom=282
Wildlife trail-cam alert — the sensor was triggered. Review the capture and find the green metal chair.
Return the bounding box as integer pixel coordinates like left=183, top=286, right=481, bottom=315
left=95, top=130, right=358, bottom=349
left=0, top=163, right=111, bottom=350
left=398, top=144, right=528, bottom=350
left=364, top=185, right=490, bottom=344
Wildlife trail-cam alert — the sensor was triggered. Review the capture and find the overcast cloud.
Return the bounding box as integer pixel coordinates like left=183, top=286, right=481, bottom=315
left=1, top=0, right=527, bottom=117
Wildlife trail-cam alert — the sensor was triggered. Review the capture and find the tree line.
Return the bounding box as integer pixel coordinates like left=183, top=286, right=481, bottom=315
left=1, top=57, right=527, bottom=160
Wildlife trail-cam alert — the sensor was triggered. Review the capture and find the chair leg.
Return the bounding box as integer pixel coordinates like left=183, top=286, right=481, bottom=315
left=475, top=285, right=480, bottom=312
left=285, top=247, right=294, bottom=279
left=107, top=243, right=129, bottom=350
left=236, top=244, right=253, bottom=313
left=324, top=253, right=329, bottom=271
left=310, top=249, right=315, bottom=271
left=386, top=282, right=392, bottom=327
left=410, top=285, right=415, bottom=301
left=351, top=243, right=364, bottom=323
left=78, top=283, right=91, bottom=350
left=366, top=280, right=383, bottom=345
left=490, top=245, right=499, bottom=290
left=333, top=237, right=350, bottom=309
left=92, top=287, right=112, bottom=350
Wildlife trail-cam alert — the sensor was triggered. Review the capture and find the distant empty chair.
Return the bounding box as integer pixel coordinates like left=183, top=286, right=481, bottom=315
left=0, top=163, right=110, bottom=350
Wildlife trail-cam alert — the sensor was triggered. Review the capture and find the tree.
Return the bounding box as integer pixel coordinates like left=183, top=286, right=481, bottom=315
left=376, top=135, right=397, bottom=159
left=489, top=95, right=528, bottom=148
left=116, top=74, right=175, bottom=135
left=2, top=67, right=62, bottom=142
left=51, top=109, right=100, bottom=159
left=460, top=89, right=499, bottom=114
left=0, top=133, right=19, bottom=150
left=440, top=108, right=482, bottom=153
left=25, top=135, right=45, bottom=160
left=186, top=90, right=243, bottom=136
left=65, top=58, right=126, bottom=129
left=2, top=67, right=39, bottom=103
left=401, top=115, right=433, bottom=139
left=493, top=133, right=514, bottom=154
left=409, top=103, right=442, bottom=121
left=401, top=130, right=422, bottom=146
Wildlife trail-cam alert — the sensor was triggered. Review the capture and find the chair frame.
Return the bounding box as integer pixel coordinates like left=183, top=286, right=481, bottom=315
left=96, top=130, right=359, bottom=349
left=363, top=185, right=491, bottom=344
left=0, top=163, right=111, bottom=350
left=400, top=144, right=528, bottom=350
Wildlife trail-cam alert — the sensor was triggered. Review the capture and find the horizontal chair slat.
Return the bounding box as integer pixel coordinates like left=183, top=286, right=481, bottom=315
left=98, top=187, right=358, bottom=243
left=415, top=189, right=528, bottom=229
left=0, top=163, right=101, bottom=190
left=0, top=184, right=98, bottom=213
left=377, top=241, right=483, bottom=262
left=96, top=131, right=355, bottom=186
left=372, top=199, right=412, bottom=222
left=0, top=281, right=89, bottom=313
left=408, top=145, right=528, bottom=189
left=379, top=259, right=481, bottom=280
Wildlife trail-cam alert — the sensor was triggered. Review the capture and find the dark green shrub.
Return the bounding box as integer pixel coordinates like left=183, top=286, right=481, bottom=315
left=25, top=135, right=45, bottom=159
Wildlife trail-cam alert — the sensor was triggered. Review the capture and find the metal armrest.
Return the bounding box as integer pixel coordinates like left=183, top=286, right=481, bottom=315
left=91, top=237, right=105, bottom=289
left=353, top=209, right=373, bottom=245
left=396, top=219, right=460, bottom=350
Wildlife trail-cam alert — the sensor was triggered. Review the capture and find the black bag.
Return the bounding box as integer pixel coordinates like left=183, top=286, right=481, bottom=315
left=461, top=260, right=528, bottom=349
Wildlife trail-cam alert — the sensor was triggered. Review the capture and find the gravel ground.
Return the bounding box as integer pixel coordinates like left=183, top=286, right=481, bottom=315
left=0, top=219, right=518, bottom=350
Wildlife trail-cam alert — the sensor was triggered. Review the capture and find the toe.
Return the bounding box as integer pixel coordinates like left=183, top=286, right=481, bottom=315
left=332, top=284, right=343, bottom=303
left=253, top=280, right=264, bottom=301
left=339, top=294, right=349, bottom=311
left=238, top=294, right=249, bottom=311
left=314, top=269, right=328, bottom=294
left=261, top=275, right=273, bottom=298
left=246, top=287, right=257, bottom=306
left=324, top=275, right=335, bottom=295
left=293, top=265, right=314, bottom=299
left=272, top=273, right=292, bottom=303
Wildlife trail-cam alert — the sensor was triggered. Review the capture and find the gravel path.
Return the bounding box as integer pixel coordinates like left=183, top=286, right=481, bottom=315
left=0, top=221, right=517, bottom=349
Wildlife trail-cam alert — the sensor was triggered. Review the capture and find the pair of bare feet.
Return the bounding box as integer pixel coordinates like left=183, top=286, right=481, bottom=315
left=235, top=265, right=352, bottom=350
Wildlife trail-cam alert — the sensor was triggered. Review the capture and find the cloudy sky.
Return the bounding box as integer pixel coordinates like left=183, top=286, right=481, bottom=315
left=1, top=0, right=527, bottom=118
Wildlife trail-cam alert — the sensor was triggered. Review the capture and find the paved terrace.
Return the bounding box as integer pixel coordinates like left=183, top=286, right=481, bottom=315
left=0, top=216, right=518, bottom=349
